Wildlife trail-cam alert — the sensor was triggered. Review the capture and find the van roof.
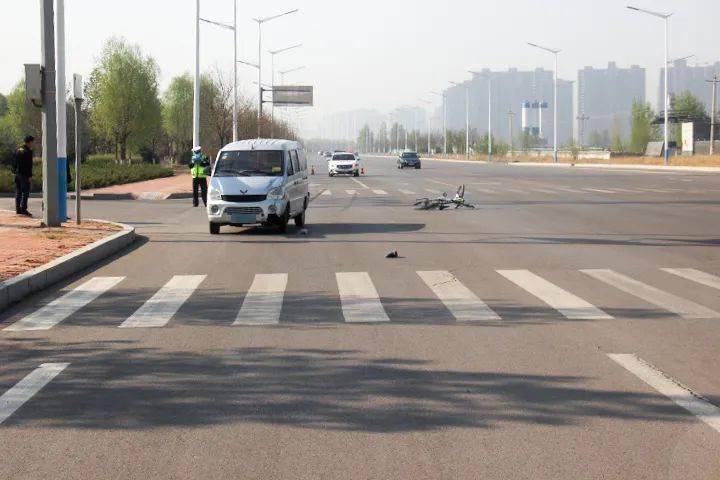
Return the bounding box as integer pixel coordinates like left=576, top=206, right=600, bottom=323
left=222, top=139, right=301, bottom=152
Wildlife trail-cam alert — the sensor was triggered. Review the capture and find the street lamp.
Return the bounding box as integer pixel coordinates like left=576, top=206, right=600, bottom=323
left=627, top=5, right=673, bottom=165
left=469, top=70, right=494, bottom=162
left=528, top=42, right=561, bottom=163
left=279, top=65, right=305, bottom=85
left=268, top=43, right=302, bottom=137
left=450, top=81, right=470, bottom=159
left=253, top=8, right=299, bottom=138
left=430, top=91, right=447, bottom=155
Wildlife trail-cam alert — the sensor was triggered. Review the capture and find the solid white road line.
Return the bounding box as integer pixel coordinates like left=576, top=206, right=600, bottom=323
left=582, top=269, right=719, bottom=319
left=120, top=275, right=206, bottom=328
left=4, top=277, right=125, bottom=332
left=398, top=189, right=417, bottom=195
left=0, top=363, right=69, bottom=425
left=585, top=188, right=616, bottom=194
left=234, top=274, right=288, bottom=326
left=346, top=189, right=357, bottom=195
left=662, top=268, right=720, bottom=291
left=529, top=188, right=558, bottom=194
left=418, top=271, right=500, bottom=322
left=498, top=270, right=612, bottom=320
left=351, top=178, right=369, bottom=189
left=336, top=272, right=389, bottom=323
left=608, top=354, right=720, bottom=434
left=373, top=189, right=388, bottom=195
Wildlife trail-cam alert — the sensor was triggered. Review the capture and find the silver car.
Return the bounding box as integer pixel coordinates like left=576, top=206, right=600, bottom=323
left=207, top=139, right=310, bottom=234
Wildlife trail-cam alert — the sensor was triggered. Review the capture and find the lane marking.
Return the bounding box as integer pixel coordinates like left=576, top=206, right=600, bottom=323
left=0, top=363, right=69, bottom=425
left=662, top=268, right=720, bottom=291
left=418, top=271, right=500, bottom=322
left=336, top=272, right=389, bottom=323
left=498, top=270, right=612, bottom=320
left=4, top=277, right=125, bottom=332
left=120, top=275, right=206, bottom=328
left=398, top=189, right=416, bottom=195
left=552, top=186, right=586, bottom=194
left=234, top=274, right=288, bottom=326
left=581, top=269, right=719, bottom=319
left=585, top=188, right=616, bottom=194
left=345, top=189, right=357, bottom=195
left=504, top=188, right=530, bottom=195
left=608, top=354, right=720, bottom=434
left=428, top=179, right=455, bottom=187
left=425, top=188, right=442, bottom=194
left=351, top=178, right=369, bottom=189
left=372, top=189, right=388, bottom=195
left=474, top=188, right=497, bottom=194
left=321, top=190, right=332, bottom=196
left=637, top=188, right=671, bottom=193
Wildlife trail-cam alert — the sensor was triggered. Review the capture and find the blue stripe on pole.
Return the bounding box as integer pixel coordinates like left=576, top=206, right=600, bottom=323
left=58, top=157, right=67, bottom=221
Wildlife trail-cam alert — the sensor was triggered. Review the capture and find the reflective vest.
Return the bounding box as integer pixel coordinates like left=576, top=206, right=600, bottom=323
left=190, top=154, right=208, bottom=179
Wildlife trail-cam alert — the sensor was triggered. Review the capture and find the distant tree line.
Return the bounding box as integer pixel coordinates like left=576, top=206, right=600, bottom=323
left=0, top=36, right=296, bottom=167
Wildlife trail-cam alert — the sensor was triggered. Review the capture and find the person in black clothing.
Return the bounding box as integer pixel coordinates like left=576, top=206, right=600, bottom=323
left=12, top=136, right=34, bottom=216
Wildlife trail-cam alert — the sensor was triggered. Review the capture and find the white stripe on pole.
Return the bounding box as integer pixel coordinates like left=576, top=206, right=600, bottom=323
left=234, top=274, right=288, bottom=325
left=336, top=272, right=389, bottom=323
left=418, top=271, right=500, bottom=322
left=0, top=363, right=69, bottom=425
left=4, top=277, right=125, bottom=331
left=498, top=270, right=612, bottom=320
left=120, top=275, right=206, bottom=328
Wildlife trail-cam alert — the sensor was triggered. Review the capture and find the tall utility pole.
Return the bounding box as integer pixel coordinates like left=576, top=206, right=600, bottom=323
left=627, top=6, right=672, bottom=165
left=73, top=74, right=83, bottom=225
left=253, top=9, right=299, bottom=138
left=268, top=43, right=302, bottom=137
left=528, top=42, right=561, bottom=163
left=279, top=65, right=305, bottom=85
left=708, top=74, right=719, bottom=156
left=41, top=0, right=60, bottom=227
left=430, top=91, right=447, bottom=155
left=508, top=110, right=515, bottom=157
left=193, top=0, right=201, bottom=148
left=577, top=114, right=590, bottom=148
left=450, top=80, right=470, bottom=159
left=55, top=0, right=68, bottom=221
left=418, top=99, right=432, bottom=155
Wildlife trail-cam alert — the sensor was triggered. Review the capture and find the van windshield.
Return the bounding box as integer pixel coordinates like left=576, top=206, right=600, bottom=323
left=214, top=150, right=285, bottom=177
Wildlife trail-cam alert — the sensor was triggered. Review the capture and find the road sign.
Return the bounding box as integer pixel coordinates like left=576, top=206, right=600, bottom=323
left=272, top=86, right=313, bottom=107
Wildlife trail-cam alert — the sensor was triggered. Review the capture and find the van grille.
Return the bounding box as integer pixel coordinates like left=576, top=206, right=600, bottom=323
left=222, top=195, right=267, bottom=202
left=225, top=207, right=263, bottom=215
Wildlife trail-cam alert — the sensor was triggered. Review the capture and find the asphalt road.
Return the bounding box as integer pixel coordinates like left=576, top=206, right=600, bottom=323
left=1, top=155, right=720, bottom=479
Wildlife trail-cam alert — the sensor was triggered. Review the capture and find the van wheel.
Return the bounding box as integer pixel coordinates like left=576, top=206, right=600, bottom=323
left=354, top=171, right=360, bottom=177
left=278, top=210, right=290, bottom=233
left=209, top=223, right=220, bottom=235
left=295, top=209, right=306, bottom=227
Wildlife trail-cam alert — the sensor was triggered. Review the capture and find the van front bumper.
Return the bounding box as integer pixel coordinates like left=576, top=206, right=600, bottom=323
left=207, top=199, right=289, bottom=225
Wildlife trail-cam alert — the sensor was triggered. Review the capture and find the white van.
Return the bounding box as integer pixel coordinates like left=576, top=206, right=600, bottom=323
left=207, top=139, right=310, bottom=234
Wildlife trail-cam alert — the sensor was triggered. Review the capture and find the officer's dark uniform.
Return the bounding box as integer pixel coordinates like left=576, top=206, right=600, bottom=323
left=190, top=151, right=210, bottom=207
left=13, top=144, right=33, bottom=215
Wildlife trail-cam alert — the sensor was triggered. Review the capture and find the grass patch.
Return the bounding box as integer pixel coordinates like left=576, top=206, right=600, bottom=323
left=0, top=154, right=173, bottom=193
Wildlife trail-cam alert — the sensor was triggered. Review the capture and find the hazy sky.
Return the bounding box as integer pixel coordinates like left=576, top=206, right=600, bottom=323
left=1, top=0, right=718, bottom=135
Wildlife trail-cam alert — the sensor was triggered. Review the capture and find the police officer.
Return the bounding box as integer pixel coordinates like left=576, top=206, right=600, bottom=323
left=189, top=146, right=210, bottom=207
left=12, top=135, right=34, bottom=216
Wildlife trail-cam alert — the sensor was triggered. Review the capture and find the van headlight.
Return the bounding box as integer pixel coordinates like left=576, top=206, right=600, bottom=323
left=209, top=187, right=222, bottom=201
left=268, top=187, right=284, bottom=200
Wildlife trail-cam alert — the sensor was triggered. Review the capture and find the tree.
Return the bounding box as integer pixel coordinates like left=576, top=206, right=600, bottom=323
left=4, top=80, right=41, bottom=143
left=86, top=37, right=162, bottom=162
left=376, top=122, right=388, bottom=152
left=162, top=74, right=193, bottom=163
left=0, top=93, right=8, bottom=117
left=630, top=101, right=656, bottom=154
left=674, top=91, right=707, bottom=118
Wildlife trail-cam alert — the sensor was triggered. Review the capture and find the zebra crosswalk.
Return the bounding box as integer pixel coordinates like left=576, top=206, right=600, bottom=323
left=3, top=268, right=720, bottom=331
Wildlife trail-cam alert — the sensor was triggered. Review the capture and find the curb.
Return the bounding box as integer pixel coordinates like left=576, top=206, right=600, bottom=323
left=67, top=192, right=192, bottom=201
left=0, top=220, right=136, bottom=313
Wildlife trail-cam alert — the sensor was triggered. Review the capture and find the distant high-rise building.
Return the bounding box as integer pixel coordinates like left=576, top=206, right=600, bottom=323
left=444, top=68, right=573, bottom=146
left=660, top=59, right=720, bottom=113
left=578, top=62, right=645, bottom=144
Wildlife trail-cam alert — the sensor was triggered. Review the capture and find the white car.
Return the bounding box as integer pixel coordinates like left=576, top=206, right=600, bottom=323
left=328, top=152, right=361, bottom=177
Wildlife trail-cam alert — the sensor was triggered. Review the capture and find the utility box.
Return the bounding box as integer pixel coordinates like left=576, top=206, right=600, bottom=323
left=24, top=64, right=43, bottom=106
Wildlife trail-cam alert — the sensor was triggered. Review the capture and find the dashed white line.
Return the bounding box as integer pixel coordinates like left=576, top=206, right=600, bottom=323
left=608, top=354, right=720, bottom=434
left=5, top=277, right=125, bottom=332
left=120, top=275, right=207, bottom=328
left=234, top=274, right=288, bottom=325
left=0, top=363, right=69, bottom=425
left=582, top=269, right=719, bottom=319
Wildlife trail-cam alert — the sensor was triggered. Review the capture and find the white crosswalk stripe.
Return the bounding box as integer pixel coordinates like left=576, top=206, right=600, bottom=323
left=582, top=269, right=719, bottom=319
left=234, top=274, right=288, bottom=326
left=662, top=268, right=720, bottom=291
left=120, top=275, right=207, bottom=328
left=4, top=277, right=125, bottom=332
left=345, top=189, right=357, bottom=195
left=321, top=190, right=332, bottom=196
left=418, top=271, right=500, bottom=322
left=372, top=189, right=388, bottom=195
left=498, top=270, right=612, bottom=320
left=336, top=272, right=389, bottom=323
left=0, top=363, right=69, bottom=425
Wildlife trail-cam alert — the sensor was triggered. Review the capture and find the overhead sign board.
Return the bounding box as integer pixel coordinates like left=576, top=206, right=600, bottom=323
left=273, top=86, right=313, bottom=107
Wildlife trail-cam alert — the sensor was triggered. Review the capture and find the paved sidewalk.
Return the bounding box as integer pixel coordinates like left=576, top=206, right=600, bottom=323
left=81, top=174, right=193, bottom=200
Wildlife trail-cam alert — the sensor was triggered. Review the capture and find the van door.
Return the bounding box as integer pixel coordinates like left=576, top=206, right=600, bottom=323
left=288, top=150, right=301, bottom=215
left=297, top=150, right=309, bottom=209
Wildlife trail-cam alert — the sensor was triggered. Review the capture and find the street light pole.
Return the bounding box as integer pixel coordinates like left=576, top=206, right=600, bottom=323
left=627, top=6, right=673, bottom=165
left=450, top=80, right=470, bottom=159
left=279, top=65, right=305, bottom=85
left=418, top=99, right=431, bottom=155
left=253, top=9, right=299, bottom=138
left=528, top=42, right=561, bottom=163
left=193, top=0, right=200, bottom=148
left=708, top=74, right=719, bottom=156
left=430, top=91, right=447, bottom=155
left=268, top=43, right=302, bottom=137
